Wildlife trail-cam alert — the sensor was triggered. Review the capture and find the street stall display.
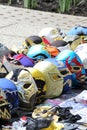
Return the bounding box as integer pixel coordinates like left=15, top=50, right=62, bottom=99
left=0, top=26, right=87, bottom=130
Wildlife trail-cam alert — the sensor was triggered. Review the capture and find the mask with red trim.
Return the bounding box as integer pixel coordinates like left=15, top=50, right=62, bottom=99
left=56, top=50, right=86, bottom=88
left=38, top=27, right=63, bottom=44
left=75, top=43, right=87, bottom=70
left=13, top=54, right=34, bottom=67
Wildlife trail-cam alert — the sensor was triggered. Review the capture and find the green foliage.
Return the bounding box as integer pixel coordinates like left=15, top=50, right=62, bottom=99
left=57, top=0, right=86, bottom=13
left=58, top=0, right=71, bottom=13
left=8, top=0, right=17, bottom=5
left=23, top=0, right=37, bottom=8
left=72, top=0, right=86, bottom=6
left=23, top=0, right=31, bottom=8
left=72, top=0, right=80, bottom=6
left=31, top=0, right=37, bottom=8
left=8, top=0, right=37, bottom=8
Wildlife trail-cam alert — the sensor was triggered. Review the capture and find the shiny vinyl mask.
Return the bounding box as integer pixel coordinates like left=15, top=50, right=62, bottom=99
left=56, top=50, right=86, bottom=88
left=6, top=69, right=38, bottom=110
left=38, top=27, right=63, bottom=44
left=27, top=44, right=51, bottom=62
left=45, top=58, right=72, bottom=93
left=27, top=67, right=47, bottom=104
left=75, top=43, right=87, bottom=70
left=0, top=78, right=19, bottom=110
left=34, top=61, right=64, bottom=98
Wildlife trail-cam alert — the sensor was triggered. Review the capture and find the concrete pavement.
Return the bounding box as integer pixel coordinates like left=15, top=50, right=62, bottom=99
left=0, top=5, right=87, bottom=49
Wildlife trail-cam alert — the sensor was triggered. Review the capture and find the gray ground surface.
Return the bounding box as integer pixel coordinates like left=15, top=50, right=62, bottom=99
left=0, top=5, right=87, bottom=50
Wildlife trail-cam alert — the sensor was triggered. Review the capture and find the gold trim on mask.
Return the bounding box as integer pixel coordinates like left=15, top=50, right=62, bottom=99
left=0, top=98, right=11, bottom=120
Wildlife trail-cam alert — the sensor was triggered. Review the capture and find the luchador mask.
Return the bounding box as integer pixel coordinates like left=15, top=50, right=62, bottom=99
left=0, top=78, right=19, bottom=110
left=6, top=68, right=38, bottom=110
left=23, top=35, right=44, bottom=48
left=32, top=106, right=55, bottom=118
left=51, top=40, right=71, bottom=51
left=34, top=61, right=63, bottom=98
left=75, top=43, right=87, bottom=70
left=0, top=88, right=11, bottom=121
left=13, top=54, right=34, bottom=67
left=17, top=36, right=44, bottom=54
left=56, top=50, right=86, bottom=88
left=27, top=67, right=47, bottom=104
left=45, top=58, right=72, bottom=93
left=67, top=26, right=87, bottom=36
left=17, top=35, right=45, bottom=54
left=27, top=44, right=51, bottom=62
left=38, top=27, right=63, bottom=44
left=64, top=35, right=82, bottom=50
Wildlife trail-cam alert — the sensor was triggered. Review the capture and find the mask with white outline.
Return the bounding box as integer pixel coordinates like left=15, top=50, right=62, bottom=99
left=6, top=68, right=38, bottom=110
left=38, top=27, right=63, bottom=44
left=75, top=43, right=87, bottom=70
left=0, top=78, right=19, bottom=110
left=56, top=50, right=86, bottom=88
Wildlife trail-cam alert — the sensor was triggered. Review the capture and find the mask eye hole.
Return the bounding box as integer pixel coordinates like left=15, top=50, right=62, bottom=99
left=60, top=70, right=70, bottom=75
left=49, top=73, right=61, bottom=81
left=72, top=66, right=81, bottom=71
left=23, top=83, right=31, bottom=89
left=53, top=75, right=61, bottom=80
